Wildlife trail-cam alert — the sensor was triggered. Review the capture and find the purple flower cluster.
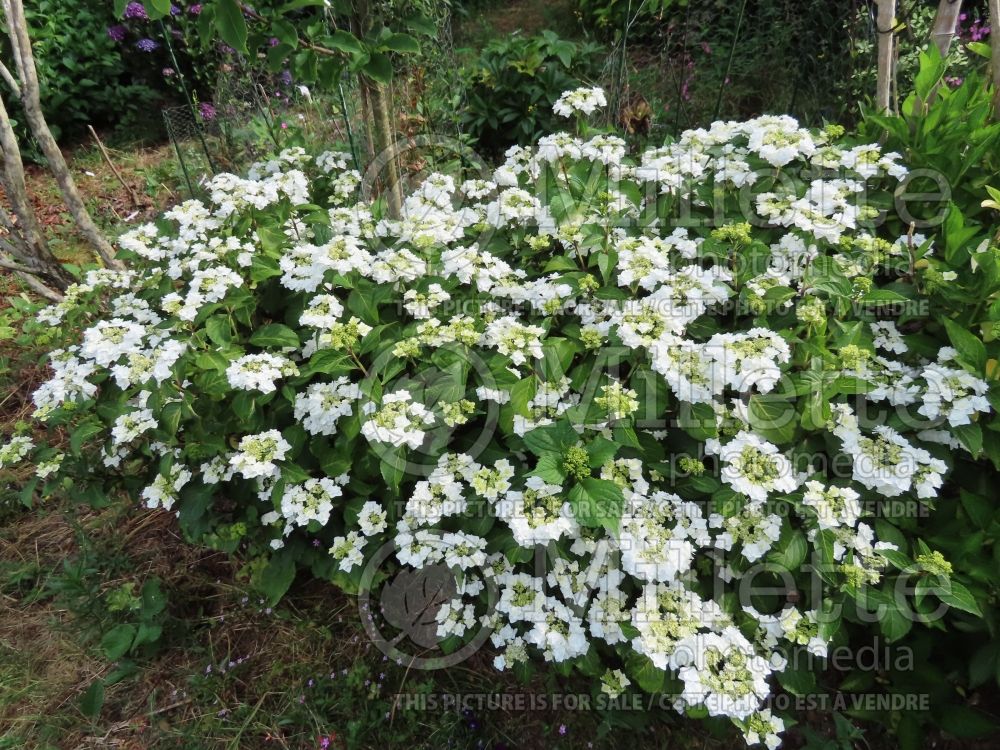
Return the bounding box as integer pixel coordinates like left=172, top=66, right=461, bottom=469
left=124, top=1, right=147, bottom=20
left=199, top=102, right=217, bottom=121
left=136, top=38, right=159, bottom=53
left=107, top=25, right=127, bottom=42
left=957, top=13, right=992, bottom=43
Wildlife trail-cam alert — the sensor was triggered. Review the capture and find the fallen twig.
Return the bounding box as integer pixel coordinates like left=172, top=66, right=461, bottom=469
left=86, top=124, right=141, bottom=208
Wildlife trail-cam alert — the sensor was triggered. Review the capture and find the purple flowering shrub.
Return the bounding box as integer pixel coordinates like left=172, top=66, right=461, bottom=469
left=9, top=0, right=158, bottom=149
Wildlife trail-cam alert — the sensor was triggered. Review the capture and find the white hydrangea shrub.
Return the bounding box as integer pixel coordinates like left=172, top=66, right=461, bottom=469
left=4, top=97, right=994, bottom=748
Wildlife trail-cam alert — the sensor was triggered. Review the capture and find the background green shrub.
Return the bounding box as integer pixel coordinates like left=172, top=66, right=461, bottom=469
left=459, top=30, right=604, bottom=155
left=2, top=0, right=160, bottom=151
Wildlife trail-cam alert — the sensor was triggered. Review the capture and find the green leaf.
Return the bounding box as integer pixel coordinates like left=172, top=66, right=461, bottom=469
left=953, top=422, right=983, bottom=458
left=101, top=624, right=137, bottom=660
left=586, top=436, right=617, bottom=468
left=776, top=656, right=817, bottom=695
left=941, top=317, right=986, bottom=371
left=380, top=448, right=407, bottom=493
left=70, top=419, right=104, bottom=456
left=968, top=41, right=993, bottom=59
left=530, top=454, right=568, bottom=484
left=278, top=0, right=329, bottom=10
left=215, top=0, right=248, bottom=54
left=347, top=286, right=380, bottom=325
left=231, top=391, right=257, bottom=421
left=676, top=402, right=717, bottom=441
left=140, top=579, right=166, bottom=618
left=404, top=13, right=438, bottom=36
left=567, top=478, right=624, bottom=533
left=145, top=0, right=171, bottom=19
left=914, top=44, right=945, bottom=100
left=381, top=33, right=419, bottom=54
left=79, top=679, right=105, bottom=718
left=936, top=579, right=983, bottom=616
left=748, top=395, right=797, bottom=444
left=363, top=52, right=393, bottom=83
left=522, top=420, right=578, bottom=456
left=249, top=323, right=299, bottom=349
left=257, top=550, right=296, bottom=606
left=249, top=254, right=281, bottom=281
left=282, top=462, right=311, bottom=484
left=132, top=622, right=163, bottom=649
left=302, top=350, right=353, bottom=377
left=257, top=224, right=288, bottom=255
left=867, top=589, right=912, bottom=642
left=767, top=528, right=808, bottom=571
left=509, top=377, right=536, bottom=417
left=960, top=491, right=993, bottom=530
left=271, top=18, right=298, bottom=47
left=205, top=315, right=233, bottom=346
left=624, top=651, right=667, bottom=693
left=327, top=29, right=364, bottom=55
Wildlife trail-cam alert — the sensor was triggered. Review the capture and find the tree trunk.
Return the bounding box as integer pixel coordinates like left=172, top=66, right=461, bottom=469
left=4, top=0, right=120, bottom=268
left=930, top=0, right=963, bottom=58
left=0, top=89, right=73, bottom=294
left=350, top=0, right=402, bottom=218
left=365, top=77, right=403, bottom=218
left=875, top=0, right=897, bottom=113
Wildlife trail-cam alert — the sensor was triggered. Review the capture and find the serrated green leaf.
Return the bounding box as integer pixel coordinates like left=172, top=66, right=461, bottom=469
left=567, top=478, right=623, bottom=533
left=249, top=323, right=299, bottom=349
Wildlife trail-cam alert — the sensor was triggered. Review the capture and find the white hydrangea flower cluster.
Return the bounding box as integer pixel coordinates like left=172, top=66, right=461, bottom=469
left=553, top=86, right=608, bottom=118
left=226, top=353, right=299, bottom=393
left=0, top=435, right=34, bottom=468
left=17, top=93, right=993, bottom=750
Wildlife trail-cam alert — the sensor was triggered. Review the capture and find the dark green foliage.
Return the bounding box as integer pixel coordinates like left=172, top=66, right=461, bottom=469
left=2, top=0, right=160, bottom=150
left=459, top=31, right=604, bottom=155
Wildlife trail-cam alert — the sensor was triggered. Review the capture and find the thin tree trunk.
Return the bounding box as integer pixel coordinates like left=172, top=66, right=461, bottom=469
left=0, top=91, right=72, bottom=293
left=930, top=0, right=963, bottom=57
left=991, top=0, right=1000, bottom=117
left=923, top=0, right=964, bottom=108
left=350, top=0, right=402, bottom=218
left=4, top=0, right=120, bottom=268
left=875, top=0, right=897, bottom=113
left=356, top=78, right=376, bottom=163
left=366, top=77, right=403, bottom=218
